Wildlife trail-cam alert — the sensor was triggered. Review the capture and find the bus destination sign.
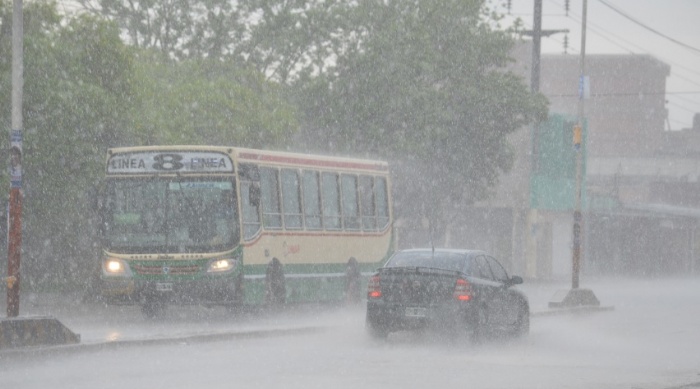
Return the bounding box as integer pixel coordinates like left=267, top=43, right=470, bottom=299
left=107, top=151, right=234, bottom=174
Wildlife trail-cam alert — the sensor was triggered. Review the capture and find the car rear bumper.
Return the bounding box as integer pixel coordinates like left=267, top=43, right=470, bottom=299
left=366, top=300, right=477, bottom=333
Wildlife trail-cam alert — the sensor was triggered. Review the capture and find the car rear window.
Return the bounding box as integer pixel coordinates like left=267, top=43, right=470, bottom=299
left=386, top=251, right=467, bottom=273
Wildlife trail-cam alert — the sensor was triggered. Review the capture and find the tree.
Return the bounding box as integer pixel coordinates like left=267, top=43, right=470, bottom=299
left=236, top=0, right=355, bottom=85
left=127, top=53, right=298, bottom=148
left=76, top=0, right=198, bottom=58
left=296, top=0, right=548, bottom=240
left=0, top=2, right=136, bottom=290
left=74, top=0, right=302, bottom=145
left=0, top=1, right=300, bottom=291
left=79, top=0, right=548, bottom=242
left=77, top=0, right=355, bottom=85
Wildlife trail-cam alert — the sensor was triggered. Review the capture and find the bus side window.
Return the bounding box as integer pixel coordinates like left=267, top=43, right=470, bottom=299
left=239, top=164, right=262, bottom=240
left=321, top=172, right=341, bottom=230
left=281, top=169, right=302, bottom=229
left=302, top=170, right=322, bottom=230
left=260, top=167, right=282, bottom=229
left=341, top=174, right=360, bottom=230
left=359, top=175, right=376, bottom=231
left=375, top=177, right=389, bottom=229
left=241, top=182, right=261, bottom=240
left=249, top=182, right=260, bottom=207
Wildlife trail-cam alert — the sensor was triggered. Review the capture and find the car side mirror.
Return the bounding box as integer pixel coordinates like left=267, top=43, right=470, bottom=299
left=509, top=275, right=523, bottom=286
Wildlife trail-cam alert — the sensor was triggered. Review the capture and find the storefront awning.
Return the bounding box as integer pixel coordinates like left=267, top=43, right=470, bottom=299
left=622, top=203, right=700, bottom=219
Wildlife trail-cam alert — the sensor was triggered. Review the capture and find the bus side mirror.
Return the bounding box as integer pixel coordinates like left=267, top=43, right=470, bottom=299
left=249, top=182, right=261, bottom=207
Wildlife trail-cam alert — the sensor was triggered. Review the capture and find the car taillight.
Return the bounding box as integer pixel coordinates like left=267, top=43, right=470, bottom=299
left=367, top=275, right=382, bottom=298
left=453, top=278, right=472, bottom=301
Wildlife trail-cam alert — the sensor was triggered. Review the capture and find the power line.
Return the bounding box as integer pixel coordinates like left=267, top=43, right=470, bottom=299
left=544, top=91, right=700, bottom=97
left=596, top=0, right=700, bottom=55
left=668, top=91, right=700, bottom=96
left=670, top=93, right=700, bottom=107
left=667, top=100, right=700, bottom=115
left=539, top=0, right=700, bottom=85
left=548, top=0, right=700, bottom=114
left=557, top=3, right=638, bottom=54
left=505, top=0, right=699, bottom=128
left=670, top=71, right=700, bottom=90
left=515, top=14, right=578, bottom=54
left=669, top=117, right=694, bottom=128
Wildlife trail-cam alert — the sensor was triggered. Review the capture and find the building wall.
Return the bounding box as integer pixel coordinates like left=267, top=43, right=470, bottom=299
left=443, top=43, right=699, bottom=279
left=471, top=43, right=698, bottom=279
left=540, top=54, right=670, bottom=158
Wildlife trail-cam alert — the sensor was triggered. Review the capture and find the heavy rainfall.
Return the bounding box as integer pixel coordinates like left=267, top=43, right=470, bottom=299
left=1, top=0, right=699, bottom=388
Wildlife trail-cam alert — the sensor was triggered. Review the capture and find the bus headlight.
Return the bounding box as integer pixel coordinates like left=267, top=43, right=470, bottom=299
left=103, top=258, right=132, bottom=277
left=207, top=258, right=237, bottom=273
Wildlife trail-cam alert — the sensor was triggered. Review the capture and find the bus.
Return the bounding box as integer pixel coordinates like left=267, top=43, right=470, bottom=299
left=98, top=146, right=393, bottom=316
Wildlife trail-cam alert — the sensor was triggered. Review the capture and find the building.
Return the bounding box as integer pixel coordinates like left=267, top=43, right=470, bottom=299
left=466, top=43, right=700, bottom=279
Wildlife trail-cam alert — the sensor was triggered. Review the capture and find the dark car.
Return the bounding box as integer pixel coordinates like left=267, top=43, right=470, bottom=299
left=365, top=248, right=529, bottom=341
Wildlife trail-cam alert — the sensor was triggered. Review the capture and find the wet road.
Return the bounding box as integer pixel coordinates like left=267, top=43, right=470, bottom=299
left=1, top=277, right=700, bottom=389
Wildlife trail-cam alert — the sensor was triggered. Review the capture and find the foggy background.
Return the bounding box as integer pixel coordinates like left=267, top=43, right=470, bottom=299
left=1, top=2, right=700, bottom=388
left=0, top=0, right=697, bottom=297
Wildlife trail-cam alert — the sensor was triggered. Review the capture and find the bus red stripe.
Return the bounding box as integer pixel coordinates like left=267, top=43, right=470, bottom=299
left=238, top=152, right=388, bottom=172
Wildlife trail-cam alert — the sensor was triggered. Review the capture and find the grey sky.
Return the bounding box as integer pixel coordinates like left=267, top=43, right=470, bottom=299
left=497, top=0, right=700, bottom=131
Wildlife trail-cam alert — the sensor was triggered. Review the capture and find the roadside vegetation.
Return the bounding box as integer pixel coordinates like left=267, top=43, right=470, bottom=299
left=0, top=0, right=547, bottom=292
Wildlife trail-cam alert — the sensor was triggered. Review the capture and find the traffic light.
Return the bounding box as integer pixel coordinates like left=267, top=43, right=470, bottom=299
left=573, top=124, right=582, bottom=150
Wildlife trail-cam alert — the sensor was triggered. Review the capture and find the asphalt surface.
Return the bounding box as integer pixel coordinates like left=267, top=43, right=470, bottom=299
left=0, top=277, right=612, bottom=351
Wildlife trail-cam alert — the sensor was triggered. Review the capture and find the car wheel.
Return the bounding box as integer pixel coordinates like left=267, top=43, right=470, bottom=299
left=141, top=300, right=166, bottom=319
left=233, top=271, right=245, bottom=306
left=367, top=324, right=389, bottom=340
left=471, top=306, right=488, bottom=343
left=366, top=319, right=389, bottom=340
left=265, top=258, right=286, bottom=307
left=513, top=304, right=530, bottom=338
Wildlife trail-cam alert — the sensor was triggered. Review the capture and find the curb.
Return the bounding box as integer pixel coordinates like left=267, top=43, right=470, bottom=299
left=0, top=316, right=80, bottom=350
left=531, top=305, right=615, bottom=317
left=0, top=325, right=327, bottom=358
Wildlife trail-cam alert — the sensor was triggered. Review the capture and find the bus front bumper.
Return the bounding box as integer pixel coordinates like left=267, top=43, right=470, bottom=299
left=100, top=276, right=241, bottom=306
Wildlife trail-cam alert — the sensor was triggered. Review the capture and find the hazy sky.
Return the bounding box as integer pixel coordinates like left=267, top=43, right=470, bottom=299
left=496, top=0, right=700, bottom=131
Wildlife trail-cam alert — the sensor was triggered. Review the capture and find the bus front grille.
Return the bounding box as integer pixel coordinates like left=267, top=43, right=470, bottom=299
left=132, top=264, right=202, bottom=276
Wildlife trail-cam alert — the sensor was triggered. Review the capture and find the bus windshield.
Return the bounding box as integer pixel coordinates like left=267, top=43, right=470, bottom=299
left=103, top=177, right=240, bottom=254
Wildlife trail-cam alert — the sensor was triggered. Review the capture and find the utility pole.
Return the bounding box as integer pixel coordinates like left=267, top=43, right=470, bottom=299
left=1, top=15, right=79, bottom=338
left=524, top=0, right=568, bottom=280
left=572, top=0, right=588, bottom=290
left=7, top=0, right=23, bottom=318
left=523, top=0, right=568, bottom=172
left=1, top=2, right=80, bottom=346
left=531, top=0, right=542, bottom=93
left=523, top=0, right=569, bottom=94
left=548, top=0, right=601, bottom=309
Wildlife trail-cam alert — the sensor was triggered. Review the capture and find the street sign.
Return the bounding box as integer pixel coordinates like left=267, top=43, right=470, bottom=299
left=578, top=75, right=590, bottom=99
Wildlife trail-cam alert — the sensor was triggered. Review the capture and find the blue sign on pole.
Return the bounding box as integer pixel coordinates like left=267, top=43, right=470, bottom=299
left=10, top=129, right=22, bottom=188
left=578, top=76, right=590, bottom=99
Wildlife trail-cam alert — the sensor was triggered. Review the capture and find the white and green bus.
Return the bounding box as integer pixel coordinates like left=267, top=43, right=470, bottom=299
left=98, top=146, right=393, bottom=316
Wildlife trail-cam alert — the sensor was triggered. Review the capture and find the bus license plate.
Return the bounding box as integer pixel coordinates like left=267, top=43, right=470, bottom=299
left=156, top=282, right=173, bottom=292
left=405, top=307, right=426, bottom=318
